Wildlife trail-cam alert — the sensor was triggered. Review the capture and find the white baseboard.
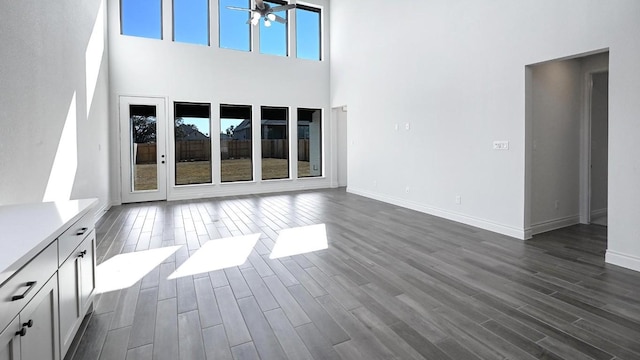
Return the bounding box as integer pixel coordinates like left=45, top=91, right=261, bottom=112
left=529, top=215, right=580, bottom=236
left=347, top=187, right=526, bottom=240
left=606, top=250, right=640, bottom=273
left=93, top=201, right=111, bottom=221
left=591, top=208, right=607, bottom=217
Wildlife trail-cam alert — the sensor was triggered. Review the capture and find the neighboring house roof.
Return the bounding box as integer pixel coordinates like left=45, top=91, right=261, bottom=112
left=177, top=124, right=208, bottom=140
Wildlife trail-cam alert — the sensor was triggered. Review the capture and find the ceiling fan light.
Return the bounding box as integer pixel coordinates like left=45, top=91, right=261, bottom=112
left=251, top=17, right=259, bottom=25
left=252, top=12, right=261, bottom=20
left=264, top=19, right=271, bottom=27
left=267, top=13, right=276, bottom=21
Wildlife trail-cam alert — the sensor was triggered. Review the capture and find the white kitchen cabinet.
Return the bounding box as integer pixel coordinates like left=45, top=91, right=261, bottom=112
left=19, top=276, right=59, bottom=360
left=0, top=317, right=20, bottom=360
left=0, top=199, right=97, bottom=360
left=58, top=230, right=96, bottom=356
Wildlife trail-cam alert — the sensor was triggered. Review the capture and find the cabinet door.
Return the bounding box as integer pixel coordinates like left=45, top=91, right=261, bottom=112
left=20, top=275, right=59, bottom=360
left=0, top=317, right=20, bottom=360
left=79, top=230, right=96, bottom=312
left=58, top=253, right=80, bottom=356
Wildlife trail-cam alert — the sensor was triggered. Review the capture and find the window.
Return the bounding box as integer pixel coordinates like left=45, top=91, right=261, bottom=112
left=261, top=107, right=289, bottom=180
left=175, top=103, right=212, bottom=185
left=260, top=1, right=288, bottom=56
left=297, top=108, right=322, bottom=178
left=120, top=0, right=162, bottom=39
left=220, top=105, right=253, bottom=182
left=219, top=0, right=251, bottom=51
left=174, top=0, right=209, bottom=45
left=296, top=5, right=321, bottom=60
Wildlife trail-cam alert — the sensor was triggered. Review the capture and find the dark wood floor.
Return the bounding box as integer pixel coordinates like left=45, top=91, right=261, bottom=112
left=69, top=188, right=640, bottom=360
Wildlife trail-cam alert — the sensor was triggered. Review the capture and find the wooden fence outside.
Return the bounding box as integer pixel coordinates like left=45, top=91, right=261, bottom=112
left=135, top=139, right=311, bottom=164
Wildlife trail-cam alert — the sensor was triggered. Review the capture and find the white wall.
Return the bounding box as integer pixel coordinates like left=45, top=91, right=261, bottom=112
left=0, top=0, right=111, bottom=215
left=107, top=0, right=331, bottom=204
left=530, top=60, right=582, bottom=233
left=331, top=0, right=640, bottom=271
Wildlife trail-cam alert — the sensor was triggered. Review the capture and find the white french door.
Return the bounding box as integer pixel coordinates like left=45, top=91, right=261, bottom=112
left=120, top=96, right=167, bottom=203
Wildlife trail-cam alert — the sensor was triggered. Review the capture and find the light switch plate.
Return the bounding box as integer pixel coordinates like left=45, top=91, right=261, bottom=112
left=493, top=141, right=509, bottom=150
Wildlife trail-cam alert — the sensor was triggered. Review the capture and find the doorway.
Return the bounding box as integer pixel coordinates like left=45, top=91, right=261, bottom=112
left=120, top=96, right=167, bottom=203
left=525, top=51, right=609, bottom=237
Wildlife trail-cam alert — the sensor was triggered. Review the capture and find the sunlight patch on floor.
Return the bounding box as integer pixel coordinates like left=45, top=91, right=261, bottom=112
left=269, top=224, right=328, bottom=259
left=168, top=233, right=260, bottom=279
left=95, top=246, right=181, bottom=293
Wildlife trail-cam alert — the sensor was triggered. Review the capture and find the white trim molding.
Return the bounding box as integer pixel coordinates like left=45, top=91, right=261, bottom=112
left=347, top=187, right=526, bottom=240
left=529, top=215, right=581, bottom=237
left=606, top=250, right=640, bottom=273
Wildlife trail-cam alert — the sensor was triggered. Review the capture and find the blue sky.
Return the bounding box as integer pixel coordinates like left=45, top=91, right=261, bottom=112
left=121, top=0, right=320, bottom=59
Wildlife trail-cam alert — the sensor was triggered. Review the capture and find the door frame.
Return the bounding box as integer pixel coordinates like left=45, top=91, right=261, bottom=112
left=119, top=96, right=168, bottom=203
left=579, top=69, right=608, bottom=224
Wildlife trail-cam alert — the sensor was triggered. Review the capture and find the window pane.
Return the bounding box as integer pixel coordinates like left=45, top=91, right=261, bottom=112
left=261, top=107, right=289, bottom=180
left=297, top=108, right=322, bottom=178
left=296, top=6, right=321, bottom=60
left=175, top=103, right=212, bottom=185
left=174, top=0, right=209, bottom=45
left=219, top=0, right=251, bottom=51
left=260, top=1, right=288, bottom=56
left=121, top=0, right=162, bottom=39
left=130, top=105, right=158, bottom=191
left=221, top=105, right=253, bottom=182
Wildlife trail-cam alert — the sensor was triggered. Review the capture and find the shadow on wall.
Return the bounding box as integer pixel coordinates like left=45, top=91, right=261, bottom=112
left=43, top=0, right=107, bottom=203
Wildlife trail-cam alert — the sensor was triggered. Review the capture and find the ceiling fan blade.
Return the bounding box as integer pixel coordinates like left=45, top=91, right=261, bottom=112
left=255, top=0, right=265, bottom=10
left=227, top=6, right=252, bottom=11
left=270, top=4, right=296, bottom=12
left=273, top=14, right=287, bottom=24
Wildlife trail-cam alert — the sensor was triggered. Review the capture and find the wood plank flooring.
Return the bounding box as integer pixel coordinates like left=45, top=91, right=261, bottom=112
left=68, top=189, right=640, bottom=360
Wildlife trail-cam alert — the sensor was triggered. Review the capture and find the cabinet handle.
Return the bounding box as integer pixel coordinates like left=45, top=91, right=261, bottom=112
left=78, top=250, right=87, bottom=258
left=15, top=327, right=26, bottom=337
left=76, top=227, right=89, bottom=236
left=23, top=320, right=33, bottom=328
left=11, top=281, right=37, bottom=301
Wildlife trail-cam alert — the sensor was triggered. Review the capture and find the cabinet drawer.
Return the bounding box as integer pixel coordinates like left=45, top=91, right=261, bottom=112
left=58, top=214, right=93, bottom=266
left=0, top=242, right=57, bottom=332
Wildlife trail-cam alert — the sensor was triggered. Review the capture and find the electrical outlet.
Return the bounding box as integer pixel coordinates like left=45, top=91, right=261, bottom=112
left=554, top=200, right=559, bottom=209
left=455, top=196, right=461, bottom=205
left=493, top=141, right=509, bottom=150
left=405, top=186, right=410, bottom=193
left=405, top=123, right=411, bottom=131
left=394, top=124, right=399, bottom=131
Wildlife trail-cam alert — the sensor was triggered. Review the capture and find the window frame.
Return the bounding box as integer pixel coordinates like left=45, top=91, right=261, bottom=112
left=174, top=102, right=213, bottom=186
left=295, top=3, right=322, bottom=61
left=172, top=0, right=211, bottom=46
left=220, top=104, right=254, bottom=183
left=218, top=0, right=252, bottom=52
left=259, top=0, right=290, bottom=57
left=296, top=108, right=323, bottom=178
left=120, top=0, right=163, bottom=39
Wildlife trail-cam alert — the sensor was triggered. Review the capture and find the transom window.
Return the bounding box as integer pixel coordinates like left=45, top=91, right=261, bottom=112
left=120, top=0, right=162, bottom=39
left=296, top=4, right=321, bottom=60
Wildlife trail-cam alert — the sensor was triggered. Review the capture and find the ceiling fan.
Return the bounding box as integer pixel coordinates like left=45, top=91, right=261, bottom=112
left=227, top=0, right=296, bottom=27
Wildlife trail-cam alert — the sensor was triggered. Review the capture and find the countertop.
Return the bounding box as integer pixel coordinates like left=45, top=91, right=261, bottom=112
left=0, top=198, right=98, bottom=286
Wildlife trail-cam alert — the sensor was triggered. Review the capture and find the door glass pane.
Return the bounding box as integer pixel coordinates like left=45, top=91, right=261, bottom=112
left=261, top=107, right=289, bottom=180
left=298, top=108, right=322, bottom=178
left=221, top=105, right=253, bottom=182
left=130, top=105, right=157, bottom=191
left=175, top=103, right=212, bottom=185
